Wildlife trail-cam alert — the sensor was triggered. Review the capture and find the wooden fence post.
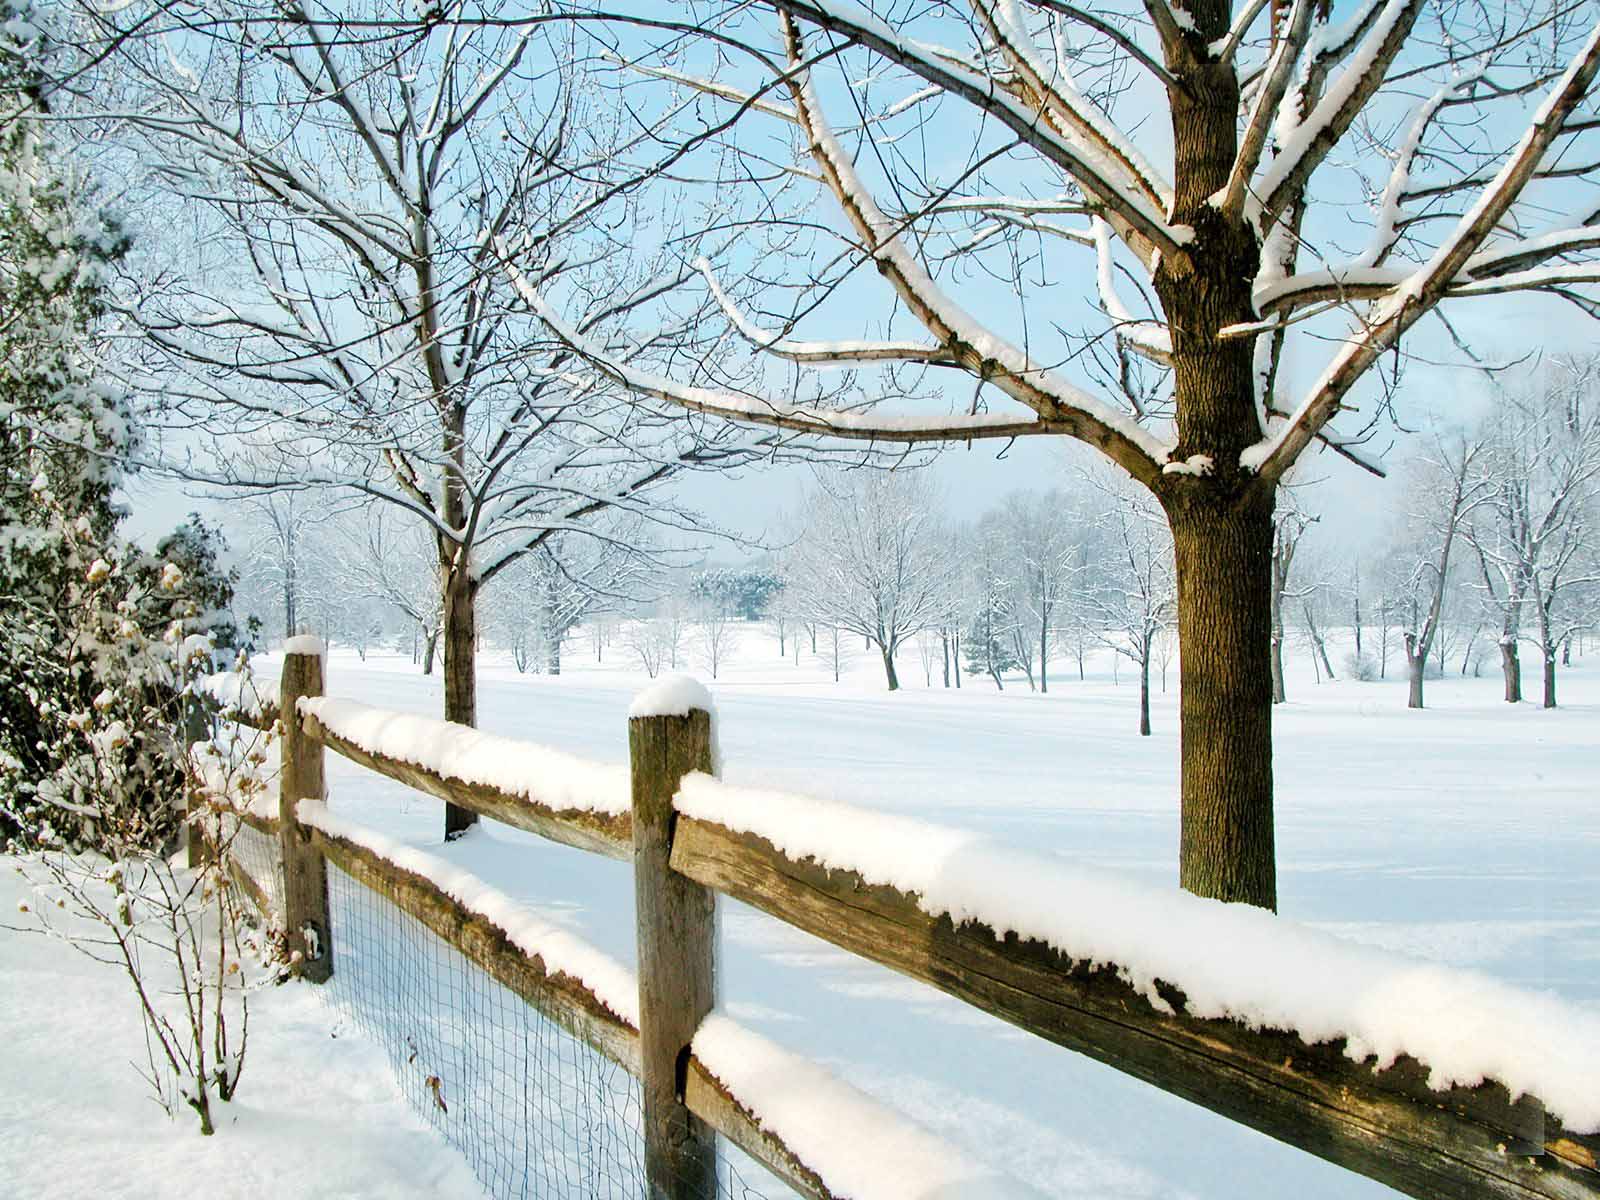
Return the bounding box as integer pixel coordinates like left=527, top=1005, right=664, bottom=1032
left=631, top=697, right=718, bottom=1200
left=279, top=643, right=333, bottom=983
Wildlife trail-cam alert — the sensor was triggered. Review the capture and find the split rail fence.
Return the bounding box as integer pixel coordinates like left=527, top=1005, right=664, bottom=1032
left=198, top=647, right=1600, bottom=1200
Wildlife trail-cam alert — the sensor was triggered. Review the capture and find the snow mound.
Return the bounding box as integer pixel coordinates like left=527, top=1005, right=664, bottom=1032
left=695, top=1015, right=1047, bottom=1200
left=628, top=674, right=715, bottom=719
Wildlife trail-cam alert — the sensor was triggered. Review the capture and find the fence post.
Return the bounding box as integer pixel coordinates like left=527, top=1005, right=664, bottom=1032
left=279, top=642, right=333, bottom=983
left=630, top=689, right=718, bottom=1200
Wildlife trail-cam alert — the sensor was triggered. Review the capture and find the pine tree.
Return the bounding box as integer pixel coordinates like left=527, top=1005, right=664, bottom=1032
left=0, top=7, right=242, bottom=851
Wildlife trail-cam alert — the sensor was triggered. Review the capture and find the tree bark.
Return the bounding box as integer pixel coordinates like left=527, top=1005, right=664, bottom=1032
left=880, top=642, right=900, bottom=691
left=1038, top=609, right=1049, bottom=695
left=1542, top=647, right=1557, bottom=709
left=442, top=561, right=479, bottom=839
left=1138, top=643, right=1151, bottom=737
left=422, top=628, right=438, bottom=675
left=1167, top=490, right=1276, bottom=911
left=1500, top=639, right=1522, bottom=702
left=1405, top=634, right=1426, bottom=709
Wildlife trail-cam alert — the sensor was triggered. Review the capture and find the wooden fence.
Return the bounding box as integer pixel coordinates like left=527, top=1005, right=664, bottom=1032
left=200, top=647, right=1600, bottom=1200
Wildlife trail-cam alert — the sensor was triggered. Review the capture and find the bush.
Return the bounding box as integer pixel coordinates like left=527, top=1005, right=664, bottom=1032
left=1342, top=650, right=1379, bottom=681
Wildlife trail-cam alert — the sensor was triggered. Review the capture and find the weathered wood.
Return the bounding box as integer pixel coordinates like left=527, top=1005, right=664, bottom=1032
left=631, top=707, right=719, bottom=1200
left=296, top=709, right=632, bottom=861
left=278, top=649, right=332, bottom=983
left=671, top=816, right=1600, bottom=1200
left=311, top=826, right=641, bottom=1074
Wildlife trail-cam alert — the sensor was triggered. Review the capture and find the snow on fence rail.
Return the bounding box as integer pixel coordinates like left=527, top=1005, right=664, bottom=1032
left=196, top=656, right=1600, bottom=1200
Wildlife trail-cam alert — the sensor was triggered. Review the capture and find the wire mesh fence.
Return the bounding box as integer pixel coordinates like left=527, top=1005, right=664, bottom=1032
left=224, top=818, right=283, bottom=921
left=325, top=862, right=793, bottom=1200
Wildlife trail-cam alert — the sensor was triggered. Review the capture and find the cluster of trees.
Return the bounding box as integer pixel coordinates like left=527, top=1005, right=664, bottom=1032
left=13, top=0, right=1600, bottom=908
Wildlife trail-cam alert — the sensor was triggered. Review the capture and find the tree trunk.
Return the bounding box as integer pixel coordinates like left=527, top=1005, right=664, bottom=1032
left=422, top=628, right=438, bottom=674
left=1405, top=633, right=1425, bottom=709
left=1269, top=631, right=1286, bottom=703
left=547, top=628, right=562, bottom=676
left=1138, top=643, right=1151, bottom=737
left=1167, top=490, right=1276, bottom=911
left=1542, top=645, right=1558, bottom=709
left=1304, top=602, right=1335, bottom=680
left=941, top=630, right=950, bottom=687
left=1039, top=610, right=1049, bottom=695
left=442, top=562, right=479, bottom=839
left=1500, top=639, right=1522, bottom=702
left=880, top=642, right=899, bottom=691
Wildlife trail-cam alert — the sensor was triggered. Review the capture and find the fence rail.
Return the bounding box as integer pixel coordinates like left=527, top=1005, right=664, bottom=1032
left=196, top=651, right=1600, bottom=1200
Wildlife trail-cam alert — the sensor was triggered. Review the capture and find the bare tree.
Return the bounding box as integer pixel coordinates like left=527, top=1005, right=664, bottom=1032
left=1389, top=435, right=1488, bottom=709
left=1269, top=506, right=1316, bottom=704
left=507, top=0, right=1600, bottom=906
left=93, top=1, right=768, bottom=837
left=1468, top=361, right=1600, bottom=707
left=691, top=598, right=739, bottom=680
left=1079, top=476, right=1176, bottom=736
left=334, top=508, right=445, bottom=675
left=783, top=472, right=948, bottom=691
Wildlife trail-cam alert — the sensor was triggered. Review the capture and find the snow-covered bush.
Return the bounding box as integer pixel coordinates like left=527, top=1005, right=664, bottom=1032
left=0, top=8, right=247, bottom=854
left=1342, top=651, right=1379, bottom=682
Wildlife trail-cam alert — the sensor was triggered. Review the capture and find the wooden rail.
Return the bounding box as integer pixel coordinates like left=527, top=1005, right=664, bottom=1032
left=198, top=659, right=1600, bottom=1200
left=669, top=815, right=1600, bottom=1200
left=297, top=709, right=631, bottom=860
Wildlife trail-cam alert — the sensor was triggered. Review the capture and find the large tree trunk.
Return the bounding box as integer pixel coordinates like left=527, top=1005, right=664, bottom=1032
left=422, top=628, right=438, bottom=674
left=1167, top=492, right=1276, bottom=911
left=1542, top=645, right=1558, bottom=709
left=1500, top=638, right=1522, bottom=702
left=442, top=561, right=479, bottom=839
left=880, top=642, right=900, bottom=691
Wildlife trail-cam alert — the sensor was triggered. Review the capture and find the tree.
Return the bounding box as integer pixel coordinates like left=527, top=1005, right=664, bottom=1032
left=1268, top=505, right=1316, bottom=704
left=510, top=0, right=1600, bottom=907
left=1388, top=435, right=1487, bottom=709
left=1078, top=478, right=1176, bottom=737
left=333, top=508, right=445, bottom=675
left=95, top=0, right=767, bottom=837
left=783, top=471, right=948, bottom=690
left=1468, top=362, right=1600, bottom=707
left=985, top=490, right=1082, bottom=693
left=0, top=11, right=238, bottom=852
left=963, top=544, right=1021, bottom=690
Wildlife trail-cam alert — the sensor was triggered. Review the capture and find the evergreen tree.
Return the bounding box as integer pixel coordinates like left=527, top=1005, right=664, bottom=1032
left=0, top=8, right=243, bottom=851
left=963, top=572, right=1019, bottom=690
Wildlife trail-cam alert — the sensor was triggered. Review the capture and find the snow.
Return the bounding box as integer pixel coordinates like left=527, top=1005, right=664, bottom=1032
left=693, top=1014, right=1048, bottom=1200
left=1161, top=453, right=1214, bottom=477
left=15, top=628, right=1600, bottom=1200
left=628, top=674, right=715, bottom=719
left=296, top=803, right=641, bottom=1027
left=298, top=696, right=630, bottom=817
left=196, top=669, right=278, bottom=720
left=284, top=634, right=326, bottom=657
left=0, top=862, right=486, bottom=1200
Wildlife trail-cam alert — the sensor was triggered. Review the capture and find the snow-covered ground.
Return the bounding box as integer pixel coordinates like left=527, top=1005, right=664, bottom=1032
left=5, top=626, right=1597, bottom=1198
left=0, top=863, right=486, bottom=1200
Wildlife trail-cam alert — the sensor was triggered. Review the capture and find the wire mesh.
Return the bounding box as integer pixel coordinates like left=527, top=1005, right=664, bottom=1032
left=222, top=817, right=283, bottom=921
left=325, top=861, right=792, bottom=1200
